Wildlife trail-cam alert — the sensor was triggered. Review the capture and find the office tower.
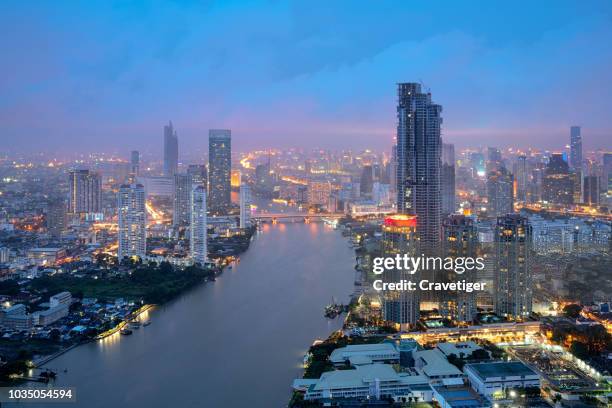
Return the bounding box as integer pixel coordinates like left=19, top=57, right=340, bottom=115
left=494, top=214, right=532, bottom=320
left=308, top=181, right=331, bottom=207
left=117, top=183, right=147, bottom=260
left=583, top=175, right=600, bottom=206
left=542, top=153, right=574, bottom=205
left=190, top=185, right=207, bottom=265
left=173, top=173, right=193, bottom=229
left=515, top=155, right=528, bottom=202
left=570, top=126, right=582, bottom=170
left=487, top=166, right=514, bottom=217
left=239, top=183, right=251, bottom=229
left=396, top=83, right=442, bottom=254
left=380, top=215, right=420, bottom=327
left=487, top=147, right=503, bottom=172
left=130, top=150, right=140, bottom=177
left=187, top=164, right=207, bottom=189
left=46, top=199, right=66, bottom=239
left=208, top=129, right=232, bottom=214
left=442, top=215, right=478, bottom=322
left=163, top=121, right=179, bottom=176
left=360, top=165, right=374, bottom=199
left=441, top=143, right=456, bottom=215
left=68, top=169, right=102, bottom=215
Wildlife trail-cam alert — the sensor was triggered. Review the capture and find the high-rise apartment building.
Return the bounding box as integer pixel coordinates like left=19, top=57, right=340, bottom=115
left=442, top=215, right=478, bottom=322
left=486, top=166, right=514, bottom=217
left=46, top=199, right=66, bottom=239
left=380, top=214, right=420, bottom=327
left=163, top=121, right=179, bottom=176
left=68, top=169, right=102, bottom=216
left=494, top=214, right=532, bottom=320
left=208, top=129, right=232, bottom=214
left=240, top=183, right=251, bottom=229
left=173, top=173, right=193, bottom=229
left=190, top=185, right=207, bottom=265
left=118, top=183, right=146, bottom=260
left=395, top=83, right=442, bottom=254
left=441, top=143, right=456, bottom=215
left=570, top=126, right=582, bottom=170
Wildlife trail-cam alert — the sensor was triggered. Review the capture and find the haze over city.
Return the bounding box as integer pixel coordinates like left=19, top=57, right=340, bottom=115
left=2, top=0, right=612, bottom=154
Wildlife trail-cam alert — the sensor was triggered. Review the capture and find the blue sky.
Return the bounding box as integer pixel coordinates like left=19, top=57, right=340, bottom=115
left=2, top=0, right=612, bottom=154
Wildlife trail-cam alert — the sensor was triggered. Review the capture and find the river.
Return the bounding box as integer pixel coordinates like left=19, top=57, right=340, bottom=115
left=26, top=222, right=354, bottom=407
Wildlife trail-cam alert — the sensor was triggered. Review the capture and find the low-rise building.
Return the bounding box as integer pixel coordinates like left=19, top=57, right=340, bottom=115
left=293, top=363, right=432, bottom=404
left=413, top=349, right=464, bottom=382
left=464, top=361, right=540, bottom=399
left=329, top=343, right=400, bottom=367
left=432, top=380, right=491, bottom=408
left=0, top=304, right=33, bottom=331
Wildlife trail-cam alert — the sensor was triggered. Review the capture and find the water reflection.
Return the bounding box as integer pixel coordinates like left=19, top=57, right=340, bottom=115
left=33, top=223, right=354, bottom=408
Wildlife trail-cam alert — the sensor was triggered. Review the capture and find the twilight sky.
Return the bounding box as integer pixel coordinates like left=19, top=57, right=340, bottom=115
left=2, top=0, right=612, bottom=154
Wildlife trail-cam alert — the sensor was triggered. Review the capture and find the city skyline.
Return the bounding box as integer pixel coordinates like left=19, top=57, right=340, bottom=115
left=2, top=1, right=612, bottom=154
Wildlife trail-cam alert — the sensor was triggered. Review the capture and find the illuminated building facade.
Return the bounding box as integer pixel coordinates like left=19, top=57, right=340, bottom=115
left=486, top=166, right=514, bottom=217
left=396, top=83, right=442, bottom=255
left=494, top=214, right=532, bottom=320
left=542, top=153, right=574, bottom=205
left=190, top=185, right=207, bottom=265
left=208, top=129, right=232, bottom=214
left=380, top=214, right=420, bottom=326
left=442, top=215, right=478, bottom=322
left=118, top=183, right=147, bottom=260
left=68, top=169, right=101, bottom=216
left=173, top=173, right=193, bottom=229
left=239, top=183, right=251, bottom=229
left=308, top=181, right=331, bottom=208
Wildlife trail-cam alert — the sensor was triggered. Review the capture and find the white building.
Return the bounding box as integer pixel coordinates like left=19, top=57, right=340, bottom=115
left=50, top=291, right=72, bottom=308
left=293, top=364, right=431, bottom=403
left=239, top=183, right=251, bottom=229
left=464, top=361, right=540, bottom=398
left=412, top=349, right=464, bottom=382
left=117, top=183, right=147, bottom=260
left=436, top=341, right=486, bottom=359
left=329, top=343, right=400, bottom=367
left=190, top=185, right=207, bottom=265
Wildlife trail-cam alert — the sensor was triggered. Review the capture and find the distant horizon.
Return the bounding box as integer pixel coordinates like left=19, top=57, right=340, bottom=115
left=2, top=1, right=612, bottom=153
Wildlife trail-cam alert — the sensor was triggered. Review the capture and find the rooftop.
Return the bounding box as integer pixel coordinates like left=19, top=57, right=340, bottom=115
left=465, top=361, right=538, bottom=380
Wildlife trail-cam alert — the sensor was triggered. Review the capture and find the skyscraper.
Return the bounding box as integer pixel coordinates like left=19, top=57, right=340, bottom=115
left=514, top=155, right=528, bottom=203
left=583, top=175, right=600, bottom=206
left=173, top=173, right=193, bottom=229
left=486, top=166, right=514, bottom=217
left=240, top=183, right=251, bottom=229
left=46, top=199, right=66, bottom=239
left=360, top=165, right=374, bottom=199
left=190, top=185, right=207, bottom=265
left=118, top=183, right=146, bottom=260
left=542, top=153, right=574, bottom=205
left=487, top=147, right=503, bottom=172
left=130, top=150, right=140, bottom=178
left=494, top=214, right=532, bottom=320
left=441, top=143, right=456, bottom=215
left=68, top=169, right=102, bottom=216
left=380, top=214, right=420, bottom=327
left=163, top=121, right=179, bottom=176
left=396, top=83, right=442, bottom=254
left=442, top=215, right=478, bottom=322
left=570, top=126, right=582, bottom=170
left=208, top=129, right=232, bottom=214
